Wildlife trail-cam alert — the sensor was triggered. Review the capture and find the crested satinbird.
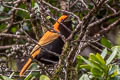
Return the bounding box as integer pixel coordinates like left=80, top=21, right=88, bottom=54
left=19, top=15, right=72, bottom=77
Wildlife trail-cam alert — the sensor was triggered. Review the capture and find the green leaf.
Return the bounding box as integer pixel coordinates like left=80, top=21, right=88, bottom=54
left=88, top=4, right=94, bottom=9
left=79, top=74, right=90, bottom=80
left=76, top=55, right=84, bottom=64
left=19, top=3, right=26, bottom=9
left=9, top=72, right=15, bottom=79
left=0, top=24, right=7, bottom=32
left=80, top=64, right=91, bottom=70
left=100, top=37, right=112, bottom=48
left=89, top=53, right=98, bottom=62
left=101, top=48, right=107, bottom=59
left=89, top=53, right=106, bottom=70
left=89, top=60, right=103, bottom=71
left=96, top=53, right=108, bottom=73
left=0, top=75, right=14, bottom=80
left=32, top=0, right=36, bottom=7
left=89, top=54, right=103, bottom=69
left=17, top=3, right=29, bottom=19
left=90, top=55, right=108, bottom=73
left=46, top=16, right=51, bottom=20
left=109, top=65, right=119, bottom=77
left=106, top=46, right=118, bottom=65
left=91, top=68, right=103, bottom=77
left=96, top=53, right=106, bottom=65
left=89, top=53, right=104, bottom=65
left=115, top=46, right=120, bottom=59
left=24, top=72, right=32, bottom=80
left=11, top=27, right=17, bottom=33
left=17, top=10, right=29, bottom=19
left=3, top=7, right=10, bottom=13
left=80, top=56, right=95, bottom=68
left=40, top=75, right=50, bottom=80
left=109, top=65, right=115, bottom=75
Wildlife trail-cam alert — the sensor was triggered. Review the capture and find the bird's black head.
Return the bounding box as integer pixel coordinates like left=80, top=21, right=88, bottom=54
left=59, top=19, right=72, bottom=38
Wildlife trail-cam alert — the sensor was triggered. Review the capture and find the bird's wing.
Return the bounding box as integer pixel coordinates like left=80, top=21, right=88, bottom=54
left=19, top=31, right=59, bottom=77
left=31, top=31, right=59, bottom=57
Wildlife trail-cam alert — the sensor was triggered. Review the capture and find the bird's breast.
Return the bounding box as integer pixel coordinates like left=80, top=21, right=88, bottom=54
left=35, top=37, right=64, bottom=64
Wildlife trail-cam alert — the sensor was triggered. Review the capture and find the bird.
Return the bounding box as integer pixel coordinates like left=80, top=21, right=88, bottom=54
left=19, top=15, right=72, bottom=77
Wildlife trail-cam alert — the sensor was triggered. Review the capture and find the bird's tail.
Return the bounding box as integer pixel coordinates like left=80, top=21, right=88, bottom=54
left=19, top=45, right=41, bottom=77
left=19, top=58, right=32, bottom=77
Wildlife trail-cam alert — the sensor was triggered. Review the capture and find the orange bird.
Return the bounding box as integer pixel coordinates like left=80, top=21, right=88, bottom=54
left=19, top=15, right=72, bottom=77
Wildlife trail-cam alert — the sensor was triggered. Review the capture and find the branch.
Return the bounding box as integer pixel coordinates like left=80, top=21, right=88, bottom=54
left=0, top=33, right=30, bottom=41
left=88, top=11, right=120, bottom=28
left=93, top=18, right=120, bottom=38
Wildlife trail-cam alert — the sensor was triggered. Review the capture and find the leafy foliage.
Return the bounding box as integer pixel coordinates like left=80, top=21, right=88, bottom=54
left=77, top=46, right=120, bottom=80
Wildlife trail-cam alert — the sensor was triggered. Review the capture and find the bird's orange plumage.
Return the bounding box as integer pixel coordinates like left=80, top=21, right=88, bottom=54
left=19, top=15, right=68, bottom=77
